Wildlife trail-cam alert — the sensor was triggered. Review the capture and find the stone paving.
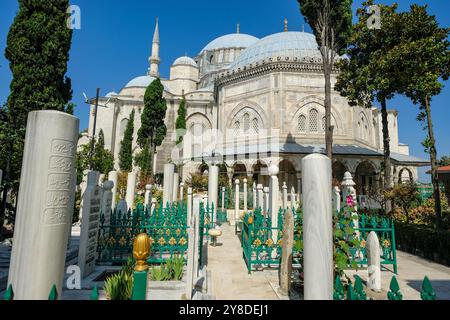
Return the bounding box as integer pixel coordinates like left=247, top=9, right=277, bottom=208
left=345, top=251, right=450, bottom=300
left=207, top=221, right=279, bottom=300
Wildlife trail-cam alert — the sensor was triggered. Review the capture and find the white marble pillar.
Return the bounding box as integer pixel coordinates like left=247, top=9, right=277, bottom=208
left=184, top=216, right=196, bottom=300
left=243, top=178, right=248, bottom=213
left=172, top=171, right=179, bottom=203
left=8, top=110, right=79, bottom=300
left=264, top=187, right=270, bottom=215
left=163, top=163, right=175, bottom=208
left=125, top=171, right=137, bottom=210
left=252, top=182, right=257, bottom=210
left=290, top=187, right=297, bottom=211
left=257, top=184, right=264, bottom=209
left=180, top=182, right=185, bottom=202
left=79, top=170, right=89, bottom=220
left=367, top=231, right=382, bottom=292
left=234, top=179, right=240, bottom=223
left=221, top=187, right=226, bottom=211
left=302, top=154, right=333, bottom=300
left=268, top=164, right=280, bottom=241
left=78, top=171, right=101, bottom=278
left=193, top=195, right=202, bottom=276
left=108, top=171, right=118, bottom=210
left=101, top=181, right=114, bottom=225
left=208, top=164, right=219, bottom=223
left=187, top=187, right=193, bottom=227
left=282, top=182, right=288, bottom=210
left=332, top=186, right=341, bottom=214
left=341, top=172, right=360, bottom=238
left=145, top=184, right=153, bottom=210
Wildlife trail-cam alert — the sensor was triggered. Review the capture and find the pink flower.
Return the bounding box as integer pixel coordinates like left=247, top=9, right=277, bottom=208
left=346, top=196, right=355, bottom=207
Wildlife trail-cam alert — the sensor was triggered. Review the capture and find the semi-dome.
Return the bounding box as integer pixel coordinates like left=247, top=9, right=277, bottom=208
left=231, top=32, right=323, bottom=69
left=173, top=56, right=198, bottom=67
left=201, top=33, right=259, bottom=53
left=125, top=75, right=157, bottom=88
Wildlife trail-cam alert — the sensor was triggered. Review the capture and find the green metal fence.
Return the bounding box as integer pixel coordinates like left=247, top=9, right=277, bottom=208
left=97, top=202, right=189, bottom=265
left=241, top=208, right=397, bottom=274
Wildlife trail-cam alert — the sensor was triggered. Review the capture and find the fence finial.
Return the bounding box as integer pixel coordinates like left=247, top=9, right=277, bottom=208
left=133, top=233, right=151, bottom=272
left=387, top=276, right=403, bottom=300
left=421, top=276, right=436, bottom=300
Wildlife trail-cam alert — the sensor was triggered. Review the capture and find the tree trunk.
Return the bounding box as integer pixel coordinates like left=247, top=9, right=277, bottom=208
left=380, top=97, right=392, bottom=187
left=424, top=96, right=442, bottom=231
left=0, top=144, right=12, bottom=239
left=324, top=63, right=333, bottom=161
left=380, top=97, right=392, bottom=214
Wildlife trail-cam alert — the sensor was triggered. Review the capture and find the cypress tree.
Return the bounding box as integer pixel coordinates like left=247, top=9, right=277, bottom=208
left=1, top=0, right=73, bottom=222
left=137, top=78, right=167, bottom=176
left=119, top=110, right=135, bottom=172
left=175, top=96, right=187, bottom=144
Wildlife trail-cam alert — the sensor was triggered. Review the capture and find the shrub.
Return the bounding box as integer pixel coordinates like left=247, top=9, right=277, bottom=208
left=104, top=271, right=133, bottom=300
left=395, top=222, right=450, bottom=266
left=103, top=258, right=135, bottom=300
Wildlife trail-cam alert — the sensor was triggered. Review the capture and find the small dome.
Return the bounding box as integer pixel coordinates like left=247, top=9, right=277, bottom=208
left=173, top=56, right=198, bottom=67
left=201, top=33, right=259, bottom=53
left=231, top=32, right=324, bottom=69
left=125, top=75, right=157, bottom=88
left=105, top=91, right=118, bottom=97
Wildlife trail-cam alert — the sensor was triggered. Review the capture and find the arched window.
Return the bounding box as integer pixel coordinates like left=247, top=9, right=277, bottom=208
left=233, top=121, right=240, bottom=136
left=309, top=109, right=319, bottom=133
left=243, top=113, right=250, bottom=133
left=252, top=118, right=259, bottom=134
left=298, top=115, right=306, bottom=133
left=322, top=117, right=326, bottom=132
left=209, top=55, right=214, bottom=64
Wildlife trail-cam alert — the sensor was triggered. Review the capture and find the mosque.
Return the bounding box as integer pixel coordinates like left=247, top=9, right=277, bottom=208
left=80, top=18, right=429, bottom=203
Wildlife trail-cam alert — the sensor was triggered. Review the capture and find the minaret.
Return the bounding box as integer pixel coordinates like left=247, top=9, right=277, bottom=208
left=149, top=17, right=160, bottom=77
left=284, top=18, right=288, bottom=32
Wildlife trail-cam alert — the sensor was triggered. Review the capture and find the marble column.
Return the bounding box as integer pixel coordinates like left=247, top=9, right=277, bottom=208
left=264, top=187, right=270, bottom=215
left=108, top=170, right=118, bottom=210
left=290, top=187, right=297, bottom=211
left=234, top=179, right=240, bottom=222
left=125, top=171, right=137, bottom=210
left=163, top=163, right=175, bottom=208
left=367, top=231, right=382, bottom=292
left=172, top=171, right=179, bottom=204
left=302, top=154, right=333, bottom=300
left=282, top=182, right=288, bottom=210
left=279, top=208, right=294, bottom=296
left=257, top=184, right=264, bottom=210
left=145, top=184, right=152, bottom=210
left=101, top=180, right=114, bottom=225
left=332, top=186, right=341, bottom=214
left=243, top=178, right=248, bottom=213
left=208, top=164, right=219, bottom=223
left=8, top=110, right=79, bottom=300
left=187, top=188, right=193, bottom=227
left=221, top=187, right=226, bottom=211
left=268, top=164, right=280, bottom=241
left=252, top=182, right=257, bottom=210
left=193, top=195, right=202, bottom=277
left=179, top=182, right=185, bottom=202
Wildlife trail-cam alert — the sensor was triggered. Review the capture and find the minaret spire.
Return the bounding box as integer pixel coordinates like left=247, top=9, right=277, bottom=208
left=284, top=18, right=288, bottom=32
left=149, top=17, right=160, bottom=77
left=237, top=23, right=240, bottom=34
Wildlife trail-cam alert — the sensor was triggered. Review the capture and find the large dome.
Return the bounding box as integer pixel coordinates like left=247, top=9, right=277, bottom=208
left=125, top=75, right=157, bottom=88
left=201, top=33, right=259, bottom=53
left=231, top=32, right=322, bottom=69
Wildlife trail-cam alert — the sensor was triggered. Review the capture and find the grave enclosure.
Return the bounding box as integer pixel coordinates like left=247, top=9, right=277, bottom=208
left=3, top=111, right=436, bottom=301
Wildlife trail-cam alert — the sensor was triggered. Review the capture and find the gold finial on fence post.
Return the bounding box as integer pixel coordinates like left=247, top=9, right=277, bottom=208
left=133, top=233, right=151, bottom=272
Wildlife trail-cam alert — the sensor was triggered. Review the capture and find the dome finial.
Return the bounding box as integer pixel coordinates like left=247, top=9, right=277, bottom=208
left=237, top=23, right=240, bottom=34
left=284, top=18, right=288, bottom=32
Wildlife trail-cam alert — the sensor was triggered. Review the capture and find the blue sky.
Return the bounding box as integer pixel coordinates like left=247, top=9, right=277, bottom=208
left=0, top=0, right=449, bottom=182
